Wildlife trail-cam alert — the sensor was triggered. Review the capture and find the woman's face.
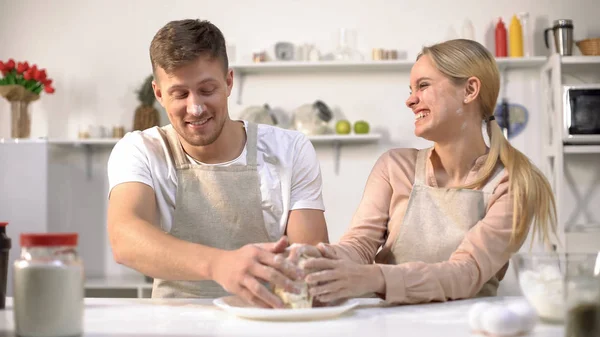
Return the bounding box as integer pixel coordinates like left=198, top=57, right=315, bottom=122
left=405, top=55, right=469, bottom=142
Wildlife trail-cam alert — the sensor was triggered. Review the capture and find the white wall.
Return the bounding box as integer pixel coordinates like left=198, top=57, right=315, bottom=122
left=1, top=0, right=599, bottom=285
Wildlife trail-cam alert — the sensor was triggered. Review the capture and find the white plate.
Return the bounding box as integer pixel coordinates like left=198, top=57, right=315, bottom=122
left=213, top=296, right=360, bottom=321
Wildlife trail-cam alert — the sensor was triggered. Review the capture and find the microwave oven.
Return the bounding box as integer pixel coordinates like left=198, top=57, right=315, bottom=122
left=563, top=84, right=600, bottom=144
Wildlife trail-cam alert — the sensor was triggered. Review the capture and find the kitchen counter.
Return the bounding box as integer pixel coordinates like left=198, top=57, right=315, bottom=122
left=0, top=296, right=563, bottom=336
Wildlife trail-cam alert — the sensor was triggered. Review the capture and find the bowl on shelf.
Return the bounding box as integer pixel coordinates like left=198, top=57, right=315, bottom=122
left=511, top=252, right=600, bottom=324
left=576, top=38, right=600, bottom=56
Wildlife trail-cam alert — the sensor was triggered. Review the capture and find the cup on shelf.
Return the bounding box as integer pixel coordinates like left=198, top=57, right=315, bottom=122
left=112, top=126, right=125, bottom=138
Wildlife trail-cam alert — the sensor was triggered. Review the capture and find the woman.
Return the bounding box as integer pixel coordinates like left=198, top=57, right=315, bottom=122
left=293, top=39, right=557, bottom=305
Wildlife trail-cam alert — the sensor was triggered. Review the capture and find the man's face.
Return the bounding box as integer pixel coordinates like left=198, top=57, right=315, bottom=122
left=153, top=55, right=233, bottom=146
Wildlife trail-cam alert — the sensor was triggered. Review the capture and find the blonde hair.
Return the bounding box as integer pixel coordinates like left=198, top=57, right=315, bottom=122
left=418, top=39, right=557, bottom=249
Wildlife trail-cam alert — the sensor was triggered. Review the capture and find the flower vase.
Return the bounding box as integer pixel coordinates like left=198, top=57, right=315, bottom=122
left=10, top=101, right=31, bottom=138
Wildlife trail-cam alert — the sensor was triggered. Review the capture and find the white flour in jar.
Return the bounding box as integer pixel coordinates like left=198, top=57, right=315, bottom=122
left=13, top=263, right=84, bottom=337
left=518, top=265, right=564, bottom=322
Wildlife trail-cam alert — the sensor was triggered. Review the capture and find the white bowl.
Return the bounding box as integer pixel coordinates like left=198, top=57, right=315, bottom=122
left=512, top=252, right=600, bottom=323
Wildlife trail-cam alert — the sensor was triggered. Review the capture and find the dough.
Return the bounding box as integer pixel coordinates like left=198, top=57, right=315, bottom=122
left=273, top=254, right=314, bottom=309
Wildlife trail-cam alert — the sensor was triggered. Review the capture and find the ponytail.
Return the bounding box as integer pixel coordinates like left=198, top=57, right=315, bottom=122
left=464, top=120, right=558, bottom=250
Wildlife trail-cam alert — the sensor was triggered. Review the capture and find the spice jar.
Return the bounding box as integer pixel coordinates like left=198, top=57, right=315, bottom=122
left=13, top=233, right=84, bottom=337
left=565, top=253, right=600, bottom=337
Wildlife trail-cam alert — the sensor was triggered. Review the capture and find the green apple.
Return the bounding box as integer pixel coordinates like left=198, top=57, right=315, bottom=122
left=353, top=120, right=370, bottom=134
left=335, top=120, right=351, bottom=134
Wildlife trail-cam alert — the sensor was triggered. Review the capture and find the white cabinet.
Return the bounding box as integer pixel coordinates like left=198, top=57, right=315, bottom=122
left=540, top=54, right=600, bottom=252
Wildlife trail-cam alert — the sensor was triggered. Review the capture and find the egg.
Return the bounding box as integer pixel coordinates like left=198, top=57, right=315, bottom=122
left=507, top=300, right=538, bottom=333
left=468, top=302, right=494, bottom=332
left=480, top=305, right=522, bottom=336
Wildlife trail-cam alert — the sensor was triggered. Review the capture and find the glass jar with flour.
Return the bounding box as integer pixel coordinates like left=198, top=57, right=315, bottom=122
left=13, top=233, right=84, bottom=337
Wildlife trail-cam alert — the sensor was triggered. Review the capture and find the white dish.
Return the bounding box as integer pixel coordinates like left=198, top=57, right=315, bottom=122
left=213, top=296, right=360, bottom=321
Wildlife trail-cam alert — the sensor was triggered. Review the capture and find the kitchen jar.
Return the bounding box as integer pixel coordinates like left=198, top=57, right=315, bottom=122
left=13, top=233, right=84, bottom=337
left=564, top=253, right=600, bottom=337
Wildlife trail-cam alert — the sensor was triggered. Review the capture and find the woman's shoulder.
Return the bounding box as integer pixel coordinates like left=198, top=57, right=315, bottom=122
left=372, top=147, right=423, bottom=183
left=377, top=147, right=422, bottom=168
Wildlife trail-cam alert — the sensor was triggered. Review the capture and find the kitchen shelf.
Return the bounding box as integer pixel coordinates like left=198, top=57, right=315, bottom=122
left=2, top=134, right=381, bottom=176
left=307, top=133, right=381, bottom=143
left=230, top=57, right=547, bottom=104
left=85, top=275, right=153, bottom=299
left=49, top=138, right=121, bottom=146
left=309, top=133, right=382, bottom=175
left=560, top=55, right=600, bottom=65
left=40, top=134, right=382, bottom=145
left=564, top=145, right=600, bottom=154
left=230, top=57, right=546, bottom=75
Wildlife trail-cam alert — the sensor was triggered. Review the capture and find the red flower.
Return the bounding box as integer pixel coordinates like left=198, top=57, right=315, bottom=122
left=23, top=70, right=33, bottom=81
left=42, top=78, right=53, bottom=86
left=35, top=69, right=47, bottom=81
left=6, top=59, right=15, bottom=70
left=44, top=85, right=55, bottom=94
left=16, top=62, right=30, bottom=74
left=0, top=61, right=5, bottom=72
left=29, top=65, right=38, bottom=79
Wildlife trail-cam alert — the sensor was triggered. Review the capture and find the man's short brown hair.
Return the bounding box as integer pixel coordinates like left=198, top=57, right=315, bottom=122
left=149, top=19, right=228, bottom=76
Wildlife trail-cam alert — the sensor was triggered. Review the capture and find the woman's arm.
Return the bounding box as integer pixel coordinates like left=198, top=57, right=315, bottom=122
left=322, top=151, right=396, bottom=263
left=378, top=172, right=523, bottom=304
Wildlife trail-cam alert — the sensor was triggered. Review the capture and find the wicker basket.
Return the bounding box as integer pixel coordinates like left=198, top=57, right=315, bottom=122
left=576, top=38, right=600, bottom=56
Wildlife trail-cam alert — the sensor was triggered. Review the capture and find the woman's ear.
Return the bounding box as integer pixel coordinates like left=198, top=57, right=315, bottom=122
left=463, top=76, right=481, bottom=104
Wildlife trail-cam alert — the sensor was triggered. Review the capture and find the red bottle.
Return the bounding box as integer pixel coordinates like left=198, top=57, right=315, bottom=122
left=495, top=18, right=508, bottom=57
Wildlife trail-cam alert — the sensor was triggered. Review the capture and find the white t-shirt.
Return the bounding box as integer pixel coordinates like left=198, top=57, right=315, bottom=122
left=107, top=121, right=325, bottom=240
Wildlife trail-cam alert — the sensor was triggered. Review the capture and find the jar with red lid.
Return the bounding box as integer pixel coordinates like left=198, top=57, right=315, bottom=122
left=13, top=233, right=84, bottom=337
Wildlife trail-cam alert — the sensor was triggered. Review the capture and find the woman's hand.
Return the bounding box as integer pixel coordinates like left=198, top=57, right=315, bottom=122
left=303, top=244, right=385, bottom=303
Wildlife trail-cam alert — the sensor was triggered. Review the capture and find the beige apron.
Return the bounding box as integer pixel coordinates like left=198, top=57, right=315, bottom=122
left=151, top=122, right=273, bottom=298
left=389, top=147, right=506, bottom=297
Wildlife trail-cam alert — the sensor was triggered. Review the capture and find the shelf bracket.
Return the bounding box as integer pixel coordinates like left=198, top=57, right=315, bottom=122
left=84, top=145, right=93, bottom=180
left=333, top=140, right=341, bottom=175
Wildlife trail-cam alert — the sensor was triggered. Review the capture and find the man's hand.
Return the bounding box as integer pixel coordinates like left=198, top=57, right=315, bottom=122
left=211, top=236, right=305, bottom=308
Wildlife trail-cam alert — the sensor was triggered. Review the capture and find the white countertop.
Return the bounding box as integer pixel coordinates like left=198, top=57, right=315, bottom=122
left=0, top=296, right=564, bottom=336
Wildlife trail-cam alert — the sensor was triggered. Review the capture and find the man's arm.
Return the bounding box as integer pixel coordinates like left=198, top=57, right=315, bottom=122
left=107, top=182, right=219, bottom=280
left=108, top=182, right=300, bottom=308
left=285, top=134, right=330, bottom=246
left=286, top=209, right=329, bottom=245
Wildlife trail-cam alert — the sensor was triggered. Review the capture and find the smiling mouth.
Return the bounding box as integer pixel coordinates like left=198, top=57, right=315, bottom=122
left=186, top=117, right=212, bottom=126
left=415, top=110, right=430, bottom=121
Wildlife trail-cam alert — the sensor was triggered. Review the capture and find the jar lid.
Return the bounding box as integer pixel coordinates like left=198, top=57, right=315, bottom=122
left=20, top=233, right=78, bottom=247
left=0, top=222, right=7, bottom=227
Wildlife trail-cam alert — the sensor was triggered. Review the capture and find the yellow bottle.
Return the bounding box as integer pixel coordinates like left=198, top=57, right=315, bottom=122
left=509, top=14, right=524, bottom=57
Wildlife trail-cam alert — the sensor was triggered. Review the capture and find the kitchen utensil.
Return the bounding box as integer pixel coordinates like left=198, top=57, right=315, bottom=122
left=291, top=100, right=333, bottom=135
left=544, top=19, right=574, bottom=56
left=275, top=42, right=295, bottom=61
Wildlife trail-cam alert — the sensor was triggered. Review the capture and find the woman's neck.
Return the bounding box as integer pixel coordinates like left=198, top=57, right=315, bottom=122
left=432, top=124, right=488, bottom=187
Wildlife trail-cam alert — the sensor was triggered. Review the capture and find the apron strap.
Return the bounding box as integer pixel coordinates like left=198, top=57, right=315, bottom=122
left=414, top=148, right=429, bottom=185
left=159, top=122, right=259, bottom=168
left=158, top=125, right=189, bottom=169
left=245, top=122, right=258, bottom=167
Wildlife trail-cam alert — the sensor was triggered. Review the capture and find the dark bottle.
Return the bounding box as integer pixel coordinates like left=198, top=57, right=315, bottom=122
left=0, top=222, right=11, bottom=309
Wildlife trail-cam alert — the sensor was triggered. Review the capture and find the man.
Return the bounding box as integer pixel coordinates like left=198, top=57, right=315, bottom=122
left=107, top=19, right=329, bottom=309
